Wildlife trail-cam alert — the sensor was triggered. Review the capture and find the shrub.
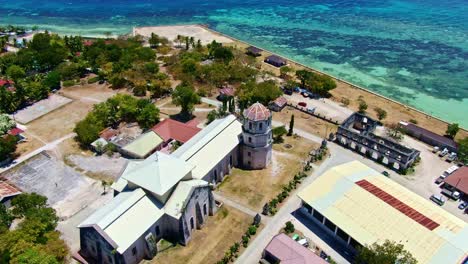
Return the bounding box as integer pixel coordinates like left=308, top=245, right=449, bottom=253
left=409, top=119, right=418, bottom=124
left=247, top=225, right=257, bottom=236
left=284, top=221, right=295, bottom=234
left=88, top=76, right=100, bottom=84
left=62, top=80, right=76, bottom=87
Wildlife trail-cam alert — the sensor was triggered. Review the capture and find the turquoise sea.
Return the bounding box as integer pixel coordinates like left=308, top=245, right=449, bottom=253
left=1, top=0, right=467, bottom=127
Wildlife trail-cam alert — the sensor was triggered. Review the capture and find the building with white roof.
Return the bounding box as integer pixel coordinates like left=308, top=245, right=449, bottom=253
left=78, top=105, right=273, bottom=264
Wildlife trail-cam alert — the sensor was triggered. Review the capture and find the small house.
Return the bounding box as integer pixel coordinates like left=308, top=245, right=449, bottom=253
left=264, top=55, right=287, bottom=67
left=399, top=121, right=458, bottom=153
left=442, top=166, right=467, bottom=199
left=218, top=85, right=235, bottom=101
left=7, top=127, right=25, bottom=142
left=121, top=131, right=164, bottom=159
left=0, top=180, right=21, bottom=208
left=262, top=233, right=327, bottom=264
left=246, top=46, right=263, bottom=57
left=151, top=119, right=201, bottom=150
left=268, top=96, right=288, bottom=112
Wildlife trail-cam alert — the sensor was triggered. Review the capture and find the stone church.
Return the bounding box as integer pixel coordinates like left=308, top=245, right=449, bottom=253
left=77, top=103, right=272, bottom=264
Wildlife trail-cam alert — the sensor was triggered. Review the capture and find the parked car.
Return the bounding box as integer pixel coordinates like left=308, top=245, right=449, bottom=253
left=459, top=202, right=468, bottom=210
left=434, top=176, right=444, bottom=184
left=441, top=188, right=460, bottom=200
left=298, top=102, right=307, bottom=107
left=430, top=194, right=445, bottom=206
left=446, top=152, right=457, bottom=162
left=382, top=171, right=390, bottom=177
left=432, top=146, right=439, bottom=153
left=297, top=238, right=309, bottom=247
left=439, top=148, right=449, bottom=157
left=283, top=89, right=293, bottom=95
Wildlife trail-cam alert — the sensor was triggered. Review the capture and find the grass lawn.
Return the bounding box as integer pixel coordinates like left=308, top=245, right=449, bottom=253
left=217, top=135, right=317, bottom=211
left=148, top=205, right=252, bottom=264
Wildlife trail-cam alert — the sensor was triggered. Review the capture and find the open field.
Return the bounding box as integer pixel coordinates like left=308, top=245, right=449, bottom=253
left=217, top=136, right=317, bottom=211
left=12, top=94, right=72, bottom=124
left=203, top=26, right=468, bottom=140
left=273, top=107, right=338, bottom=139
left=149, top=205, right=252, bottom=264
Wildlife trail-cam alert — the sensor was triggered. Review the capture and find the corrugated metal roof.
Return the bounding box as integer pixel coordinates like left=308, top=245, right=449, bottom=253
left=165, top=179, right=210, bottom=219
left=298, top=161, right=468, bottom=264
left=121, top=152, right=194, bottom=196
left=78, top=188, right=164, bottom=254
left=122, top=131, right=163, bottom=158
left=444, top=166, right=468, bottom=194
left=151, top=119, right=201, bottom=143
left=0, top=180, right=21, bottom=201
left=173, top=115, right=242, bottom=179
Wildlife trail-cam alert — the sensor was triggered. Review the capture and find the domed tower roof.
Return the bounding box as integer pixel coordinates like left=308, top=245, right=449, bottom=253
left=244, top=102, right=271, bottom=121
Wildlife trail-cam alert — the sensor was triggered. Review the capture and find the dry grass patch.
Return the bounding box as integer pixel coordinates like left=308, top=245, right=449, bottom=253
left=273, top=107, right=338, bottom=139
left=149, top=205, right=251, bottom=264
left=14, top=136, right=44, bottom=157
left=59, top=82, right=118, bottom=102
left=25, top=100, right=94, bottom=142
left=217, top=136, right=317, bottom=211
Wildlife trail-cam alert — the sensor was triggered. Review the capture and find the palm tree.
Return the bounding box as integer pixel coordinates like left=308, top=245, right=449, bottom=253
left=189, top=36, right=195, bottom=49
left=175, top=34, right=181, bottom=48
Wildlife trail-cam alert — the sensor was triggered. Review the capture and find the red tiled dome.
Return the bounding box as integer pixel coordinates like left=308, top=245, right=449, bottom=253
left=244, top=102, right=271, bottom=121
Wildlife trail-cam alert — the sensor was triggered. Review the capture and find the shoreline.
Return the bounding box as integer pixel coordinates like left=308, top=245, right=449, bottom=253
left=195, top=25, right=467, bottom=133
left=21, top=23, right=466, bottom=137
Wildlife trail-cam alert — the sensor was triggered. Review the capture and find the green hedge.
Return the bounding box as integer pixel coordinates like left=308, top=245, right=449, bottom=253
left=88, top=76, right=100, bottom=84
left=62, top=80, right=76, bottom=87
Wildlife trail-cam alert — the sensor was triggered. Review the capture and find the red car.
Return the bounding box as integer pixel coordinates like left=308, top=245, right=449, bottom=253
left=298, top=102, right=307, bottom=107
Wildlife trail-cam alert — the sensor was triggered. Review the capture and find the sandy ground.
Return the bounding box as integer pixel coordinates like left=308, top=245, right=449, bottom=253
left=206, top=26, right=467, bottom=140
left=284, top=93, right=353, bottom=123
left=134, top=25, right=233, bottom=45
left=12, top=94, right=72, bottom=124
left=273, top=106, right=338, bottom=139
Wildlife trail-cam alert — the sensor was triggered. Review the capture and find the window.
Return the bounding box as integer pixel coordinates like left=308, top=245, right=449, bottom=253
left=229, top=155, right=233, bottom=166
left=312, top=210, right=324, bottom=222
left=324, top=219, right=336, bottom=232
left=132, top=247, right=137, bottom=256
left=214, top=170, right=218, bottom=181
left=337, top=228, right=349, bottom=242
left=249, top=122, right=252, bottom=129
left=190, top=217, right=194, bottom=230
left=248, top=137, right=252, bottom=143
left=155, top=226, right=160, bottom=236
left=203, top=204, right=207, bottom=215
left=259, top=123, right=263, bottom=130
left=303, top=203, right=312, bottom=214
left=247, top=152, right=251, bottom=157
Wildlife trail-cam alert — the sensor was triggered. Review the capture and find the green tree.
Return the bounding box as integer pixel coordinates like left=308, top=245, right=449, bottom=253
left=0, top=204, right=13, bottom=234
left=0, top=114, right=16, bottom=136
left=457, top=137, right=468, bottom=165
left=74, top=113, right=105, bottom=146
left=42, top=71, right=61, bottom=90
left=6, top=65, right=26, bottom=80
left=358, top=99, right=368, bottom=114
left=355, top=240, right=417, bottom=264
left=445, top=123, right=459, bottom=139
left=0, top=135, right=17, bottom=161
left=14, top=248, right=59, bottom=264
left=288, top=114, right=294, bottom=136
left=207, top=110, right=218, bottom=125
left=172, top=83, right=200, bottom=116
left=374, top=107, right=387, bottom=121
left=280, top=66, right=293, bottom=79
left=272, top=126, right=288, bottom=144
left=284, top=221, right=295, bottom=234
left=136, top=102, right=160, bottom=129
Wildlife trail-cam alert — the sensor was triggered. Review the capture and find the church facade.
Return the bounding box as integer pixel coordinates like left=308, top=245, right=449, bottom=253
left=77, top=103, right=272, bottom=264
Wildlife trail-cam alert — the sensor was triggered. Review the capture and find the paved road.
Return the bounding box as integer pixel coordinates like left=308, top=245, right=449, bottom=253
left=0, top=133, right=76, bottom=174
left=201, top=97, right=222, bottom=107
left=213, top=193, right=260, bottom=218
left=235, top=150, right=353, bottom=264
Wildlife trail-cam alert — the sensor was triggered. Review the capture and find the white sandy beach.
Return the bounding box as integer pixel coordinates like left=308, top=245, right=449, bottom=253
left=133, top=25, right=233, bottom=45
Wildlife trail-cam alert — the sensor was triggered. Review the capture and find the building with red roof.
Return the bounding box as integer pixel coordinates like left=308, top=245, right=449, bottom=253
left=0, top=180, right=21, bottom=207
left=263, top=233, right=328, bottom=264
left=269, top=96, right=288, bottom=112
left=0, top=79, right=14, bottom=92
left=99, top=127, right=119, bottom=141
left=443, top=166, right=468, bottom=197
left=151, top=119, right=201, bottom=145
